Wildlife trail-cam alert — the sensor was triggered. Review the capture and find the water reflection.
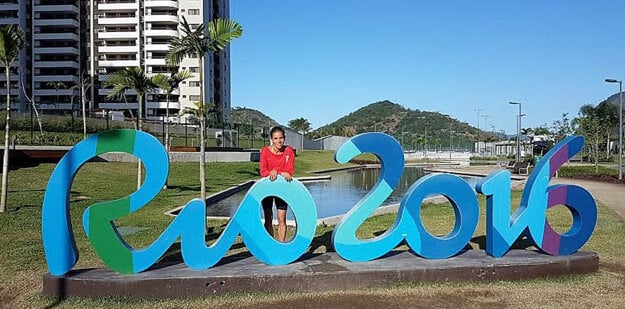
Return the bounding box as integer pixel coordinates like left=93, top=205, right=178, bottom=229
left=207, top=166, right=435, bottom=219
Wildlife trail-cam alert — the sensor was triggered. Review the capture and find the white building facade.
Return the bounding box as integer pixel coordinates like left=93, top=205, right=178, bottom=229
left=0, top=0, right=232, bottom=122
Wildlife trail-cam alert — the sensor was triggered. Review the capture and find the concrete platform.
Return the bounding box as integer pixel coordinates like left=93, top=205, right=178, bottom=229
left=43, top=250, right=598, bottom=299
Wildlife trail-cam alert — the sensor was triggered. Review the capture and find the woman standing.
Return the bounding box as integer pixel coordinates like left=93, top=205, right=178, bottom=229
left=259, top=126, right=295, bottom=242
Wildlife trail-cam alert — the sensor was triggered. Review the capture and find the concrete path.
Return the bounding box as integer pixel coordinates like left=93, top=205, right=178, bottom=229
left=428, top=165, right=625, bottom=220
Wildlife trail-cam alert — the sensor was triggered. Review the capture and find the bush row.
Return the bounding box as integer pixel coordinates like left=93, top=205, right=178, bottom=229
left=0, top=112, right=127, bottom=134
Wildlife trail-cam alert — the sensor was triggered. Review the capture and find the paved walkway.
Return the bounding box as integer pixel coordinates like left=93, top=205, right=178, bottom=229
left=428, top=165, right=625, bottom=220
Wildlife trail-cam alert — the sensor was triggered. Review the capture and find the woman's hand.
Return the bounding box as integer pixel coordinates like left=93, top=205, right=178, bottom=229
left=280, top=172, right=292, bottom=182
left=269, top=170, right=278, bottom=181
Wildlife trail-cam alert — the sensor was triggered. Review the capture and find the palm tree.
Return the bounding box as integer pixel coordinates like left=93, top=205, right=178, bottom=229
left=0, top=24, right=24, bottom=213
left=152, top=70, right=192, bottom=151
left=166, top=17, right=242, bottom=200
left=103, top=67, right=159, bottom=189
left=70, top=71, right=92, bottom=139
left=46, top=81, right=67, bottom=109
left=152, top=70, right=192, bottom=189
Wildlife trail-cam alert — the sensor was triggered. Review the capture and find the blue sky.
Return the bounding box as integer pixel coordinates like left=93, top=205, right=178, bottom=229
left=229, top=1, right=625, bottom=134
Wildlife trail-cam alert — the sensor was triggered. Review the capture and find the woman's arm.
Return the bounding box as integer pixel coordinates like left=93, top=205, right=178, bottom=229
left=283, top=146, right=295, bottom=176
left=259, top=147, right=270, bottom=177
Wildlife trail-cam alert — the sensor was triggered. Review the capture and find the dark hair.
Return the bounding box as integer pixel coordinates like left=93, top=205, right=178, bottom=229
left=270, top=126, right=285, bottom=137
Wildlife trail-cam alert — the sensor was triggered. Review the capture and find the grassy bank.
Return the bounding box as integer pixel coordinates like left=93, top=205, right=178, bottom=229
left=0, top=150, right=624, bottom=307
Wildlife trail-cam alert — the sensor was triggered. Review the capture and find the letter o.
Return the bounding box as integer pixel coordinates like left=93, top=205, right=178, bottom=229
left=400, top=173, right=479, bottom=259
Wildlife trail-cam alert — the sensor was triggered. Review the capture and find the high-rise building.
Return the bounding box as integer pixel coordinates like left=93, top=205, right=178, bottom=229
left=32, top=0, right=83, bottom=112
left=0, top=0, right=30, bottom=112
left=1, top=0, right=232, bottom=123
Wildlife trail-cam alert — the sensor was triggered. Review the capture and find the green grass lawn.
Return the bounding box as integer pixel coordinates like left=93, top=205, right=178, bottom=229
left=0, top=149, right=624, bottom=307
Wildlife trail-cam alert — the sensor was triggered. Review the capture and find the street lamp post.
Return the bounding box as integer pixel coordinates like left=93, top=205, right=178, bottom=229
left=474, top=108, right=483, bottom=156
left=509, top=102, right=522, bottom=162
left=605, top=79, right=623, bottom=181
left=416, top=116, right=427, bottom=160
left=482, top=114, right=489, bottom=156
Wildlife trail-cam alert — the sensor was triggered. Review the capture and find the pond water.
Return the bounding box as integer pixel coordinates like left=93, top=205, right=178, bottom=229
left=206, top=167, right=479, bottom=220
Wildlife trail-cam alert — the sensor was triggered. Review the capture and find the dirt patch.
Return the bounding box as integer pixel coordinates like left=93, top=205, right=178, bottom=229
left=247, top=290, right=507, bottom=309
left=601, top=261, right=625, bottom=276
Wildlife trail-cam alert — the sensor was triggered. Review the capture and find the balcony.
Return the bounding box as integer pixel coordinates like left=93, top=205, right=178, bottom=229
left=34, top=5, right=79, bottom=14
left=34, top=47, right=80, bottom=55
left=144, top=29, right=178, bottom=37
left=99, top=102, right=139, bottom=110
left=34, top=33, right=79, bottom=41
left=0, top=73, right=19, bottom=81
left=33, top=75, right=75, bottom=82
left=34, top=89, right=73, bottom=96
left=98, top=59, right=140, bottom=67
left=145, top=43, right=170, bottom=51
left=97, top=16, right=139, bottom=25
left=145, top=1, right=177, bottom=9
left=98, top=31, right=138, bottom=39
left=98, top=45, right=140, bottom=53
left=34, top=61, right=79, bottom=69
left=145, top=15, right=178, bottom=24
left=34, top=19, right=79, bottom=27
left=145, top=58, right=166, bottom=66
left=0, top=4, right=19, bottom=11
left=0, top=19, right=19, bottom=25
left=0, top=89, right=20, bottom=96
left=38, top=103, right=73, bottom=110
left=147, top=101, right=180, bottom=110
left=98, top=3, right=138, bottom=11
left=98, top=88, right=138, bottom=96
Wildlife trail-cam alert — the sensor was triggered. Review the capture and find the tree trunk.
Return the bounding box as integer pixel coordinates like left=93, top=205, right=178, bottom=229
left=81, top=81, right=87, bottom=139
left=1, top=68, right=11, bottom=212
left=164, top=92, right=170, bottom=190
left=605, top=132, right=610, bottom=160
left=594, top=137, right=599, bottom=173
left=199, top=57, right=206, bottom=200
left=137, top=94, right=143, bottom=190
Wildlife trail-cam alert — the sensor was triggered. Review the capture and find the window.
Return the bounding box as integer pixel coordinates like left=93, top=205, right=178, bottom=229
left=188, top=9, right=200, bottom=15
left=189, top=95, right=201, bottom=101
left=189, top=67, right=199, bottom=73
left=189, top=81, right=200, bottom=87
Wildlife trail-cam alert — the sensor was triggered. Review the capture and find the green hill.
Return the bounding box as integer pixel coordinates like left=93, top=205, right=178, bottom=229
left=315, top=100, right=480, bottom=151
left=229, top=107, right=280, bottom=127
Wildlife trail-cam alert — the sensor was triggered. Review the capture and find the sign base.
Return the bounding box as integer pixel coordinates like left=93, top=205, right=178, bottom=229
left=43, top=250, right=598, bottom=299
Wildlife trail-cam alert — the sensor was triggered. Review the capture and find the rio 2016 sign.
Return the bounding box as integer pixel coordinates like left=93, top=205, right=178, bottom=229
left=42, top=130, right=597, bottom=276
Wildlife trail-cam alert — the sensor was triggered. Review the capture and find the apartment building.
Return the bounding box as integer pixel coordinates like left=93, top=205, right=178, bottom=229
left=0, top=0, right=30, bottom=111
left=1, top=0, right=232, bottom=123
left=32, top=0, right=83, bottom=112
left=92, top=0, right=231, bottom=123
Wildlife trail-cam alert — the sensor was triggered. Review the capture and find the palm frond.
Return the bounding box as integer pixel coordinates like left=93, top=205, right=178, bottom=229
left=151, top=73, right=169, bottom=92
left=167, top=17, right=211, bottom=65
left=0, top=24, right=25, bottom=67
left=208, top=19, right=243, bottom=51
left=103, top=67, right=156, bottom=101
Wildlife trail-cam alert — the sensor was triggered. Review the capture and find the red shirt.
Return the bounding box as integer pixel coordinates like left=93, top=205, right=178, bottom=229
left=260, top=146, right=295, bottom=177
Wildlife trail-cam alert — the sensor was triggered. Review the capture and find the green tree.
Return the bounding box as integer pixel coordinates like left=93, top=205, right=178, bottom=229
left=552, top=112, right=573, bottom=143
left=595, top=100, right=619, bottom=159
left=103, top=67, right=159, bottom=189
left=180, top=101, right=217, bottom=126
left=166, top=17, right=242, bottom=200
left=288, top=117, right=312, bottom=135
left=575, top=104, right=606, bottom=171
left=46, top=81, right=67, bottom=109
left=70, top=70, right=92, bottom=139
left=0, top=24, right=24, bottom=212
